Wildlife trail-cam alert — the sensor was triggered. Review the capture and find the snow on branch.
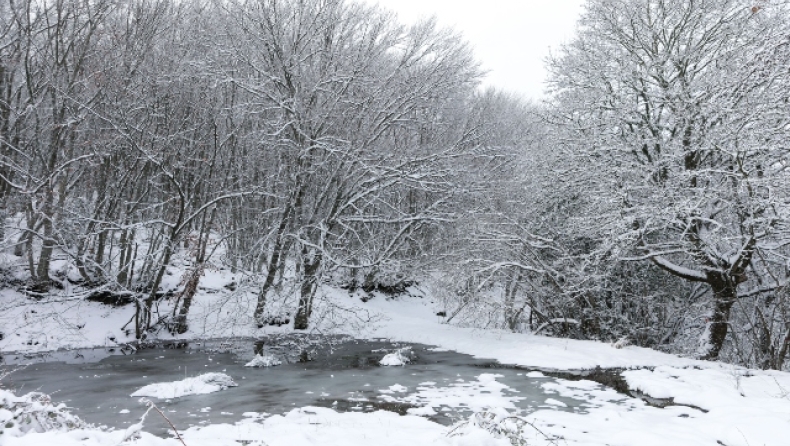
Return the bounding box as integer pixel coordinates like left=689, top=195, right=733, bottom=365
left=649, top=256, right=709, bottom=282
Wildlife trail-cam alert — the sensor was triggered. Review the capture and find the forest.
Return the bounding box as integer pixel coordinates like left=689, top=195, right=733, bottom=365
left=2, top=0, right=790, bottom=372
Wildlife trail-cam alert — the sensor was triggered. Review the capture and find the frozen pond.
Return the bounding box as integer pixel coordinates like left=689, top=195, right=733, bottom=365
left=1, top=337, right=593, bottom=436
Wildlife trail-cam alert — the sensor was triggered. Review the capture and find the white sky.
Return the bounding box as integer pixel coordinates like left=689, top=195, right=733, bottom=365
left=359, top=0, right=587, bottom=101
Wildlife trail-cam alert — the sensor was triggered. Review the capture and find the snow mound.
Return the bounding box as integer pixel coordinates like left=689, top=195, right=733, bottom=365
left=380, top=347, right=412, bottom=366
left=130, top=372, right=238, bottom=399
left=245, top=354, right=282, bottom=367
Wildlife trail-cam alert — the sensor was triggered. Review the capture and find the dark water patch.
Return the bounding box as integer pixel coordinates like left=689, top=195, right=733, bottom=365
left=540, top=367, right=632, bottom=395
left=535, top=366, right=706, bottom=411
left=314, top=398, right=419, bottom=416
left=472, top=360, right=636, bottom=397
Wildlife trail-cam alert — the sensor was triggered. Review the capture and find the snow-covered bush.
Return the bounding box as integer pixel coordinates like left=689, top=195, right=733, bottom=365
left=332, top=261, right=419, bottom=297
left=0, top=388, right=84, bottom=438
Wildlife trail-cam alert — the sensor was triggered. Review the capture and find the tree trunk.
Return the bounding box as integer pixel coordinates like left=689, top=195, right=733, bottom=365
left=294, top=253, right=321, bottom=330
left=117, top=229, right=129, bottom=285
left=138, top=236, right=177, bottom=338
left=504, top=273, right=522, bottom=331
left=173, top=265, right=203, bottom=334
left=254, top=232, right=287, bottom=325
left=36, top=218, right=54, bottom=286
left=700, top=272, right=738, bottom=360
left=254, top=203, right=294, bottom=325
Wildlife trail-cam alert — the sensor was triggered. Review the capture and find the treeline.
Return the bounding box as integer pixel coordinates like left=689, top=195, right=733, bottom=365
left=3, top=0, right=790, bottom=370
left=0, top=0, right=493, bottom=336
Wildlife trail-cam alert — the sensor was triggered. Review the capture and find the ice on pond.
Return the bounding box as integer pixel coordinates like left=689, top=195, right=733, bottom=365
left=379, top=384, right=408, bottom=394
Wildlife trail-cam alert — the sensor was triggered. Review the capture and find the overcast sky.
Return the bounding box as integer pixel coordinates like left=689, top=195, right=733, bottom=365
left=359, top=0, right=587, bottom=101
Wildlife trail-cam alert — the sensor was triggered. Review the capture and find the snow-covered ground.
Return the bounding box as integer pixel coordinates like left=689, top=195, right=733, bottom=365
left=2, top=405, right=515, bottom=446
left=3, top=281, right=790, bottom=445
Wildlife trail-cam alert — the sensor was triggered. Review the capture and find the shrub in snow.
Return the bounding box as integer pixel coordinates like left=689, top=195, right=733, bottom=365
left=334, top=261, right=416, bottom=295
left=0, top=389, right=84, bottom=438
left=245, top=354, right=282, bottom=367
left=131, top=372, right=238, bottom=399
left=449, top=409, right=555, bottom=446
left=380, top=347, right=413, bottom=366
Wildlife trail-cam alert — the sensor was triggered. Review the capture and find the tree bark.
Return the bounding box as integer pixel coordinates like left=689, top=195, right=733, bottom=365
left=253, top=204, right=293, bottom=325
left=294, top=252, right=321, bottom=330
left=173, top=265, right=203, bottom=334
left=700, top=272, right=738, bottom=360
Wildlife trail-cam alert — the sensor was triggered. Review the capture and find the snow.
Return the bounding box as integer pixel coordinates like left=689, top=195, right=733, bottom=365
left=0, top=286, right=148, bottom=357
left=0, top=388, right=84, bottom=439
left=377, top=373, right=526, bottom=416
left=543, top=398, right=567, bottom=407
left=130, top=373, right=238, bottom=399
left=244, top=354, right=282, bottom=367
left=4, top=282, right=790, bottom=445
left=379, top=384, right=408, bottom=393
left=0, top=279, right=700, bottom=370
left=355, top=292, right=701, bottom=370
left=618, top=367, right=790, bottom=446
left=379, top=347, right=412, bottom=366
left=2, top=405, right=510, bottom=446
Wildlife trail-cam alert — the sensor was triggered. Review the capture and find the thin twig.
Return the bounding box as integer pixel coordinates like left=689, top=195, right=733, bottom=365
left=141, top=398, right=188, bottom=446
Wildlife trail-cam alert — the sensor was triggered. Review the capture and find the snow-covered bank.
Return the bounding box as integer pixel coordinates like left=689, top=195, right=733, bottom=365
left=357, top=294, right=790, bottom=445
left=356, top=291, right=701, bottom=370
left=1, top=398, right=511, bottom=446
left=617, top=367, right=790, bottom=445
left=0, top=284, right=699, bottom=369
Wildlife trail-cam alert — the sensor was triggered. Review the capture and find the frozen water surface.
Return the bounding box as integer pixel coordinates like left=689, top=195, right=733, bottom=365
left=1, top=337, right=594, bottom=436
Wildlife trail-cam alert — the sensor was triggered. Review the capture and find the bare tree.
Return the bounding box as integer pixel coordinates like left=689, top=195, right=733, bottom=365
left=221, top=0, right=481, bottom=329
left=547, top=0, right=790, bottom=360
